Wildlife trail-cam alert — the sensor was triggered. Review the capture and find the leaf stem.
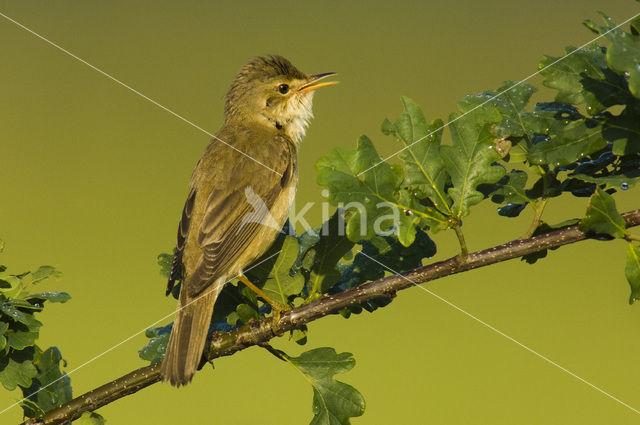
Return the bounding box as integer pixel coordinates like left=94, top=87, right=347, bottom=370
left=260, top=344, right=316, bottom=387
left=625, top=233, right=640, bottom=242
left=260, top=343, right=288, bottom=361
left=453, top=224, right=469, bottom=257
left=522, top=199, right=549, bottom=239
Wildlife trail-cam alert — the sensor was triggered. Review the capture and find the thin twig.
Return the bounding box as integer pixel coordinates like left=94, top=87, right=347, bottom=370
left=23, top=209, right=640, bottom=425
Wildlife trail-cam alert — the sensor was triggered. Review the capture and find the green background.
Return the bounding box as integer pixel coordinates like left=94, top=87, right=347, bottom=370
left=2, top=1, right=640, bottom=423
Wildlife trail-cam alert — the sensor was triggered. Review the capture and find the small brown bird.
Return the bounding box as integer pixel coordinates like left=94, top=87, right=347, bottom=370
left=161, top=55, right=337, bottom=386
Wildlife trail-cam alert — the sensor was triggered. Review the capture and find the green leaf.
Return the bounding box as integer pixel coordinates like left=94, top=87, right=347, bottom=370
left=5, top=326, right=39, bottom=350
left=24, top=291, right=71, bottom=304
left=567, top=149, right=615, bottom=175
left=441, top=100, right=506, bottom=219
left=139, top=324, right=171, bottom=363
left=383, top=97, right=450, bottom=214
left=497, top=204, right=528, bottom=218
left=571, top=172, right=640, bottom=191
left=5, top=298, right=43, bottom=311
left=627, top=243, right=640, bottom=304
left=22, top=346, right=72, bottom=417
left=0, top=322, right=8, bottom=351
left=0, top=272, right=22, bottom=294
left=262, top=236, right=305, bottom=305
left=297, top=228, right=322, bottom=269
left=526, top=111, right=606, bottom=167
left=490, top=170, right=534, bottom=205
left=284, top=347, right=365, bottom=425
left=302, top=211, right=355, bottom=299
left=75, top=411, right=106, bottom=425
left=214, top=283, right=262, bottom=328
left=19, top=399, right=45, bottom=419
left=234, top=303, right=261, bottom=323
left=0, top=348, right=37, bottom=391
left=30, top=266, right=62, bottom=284
left=475, top=81, right=537, bottom=139
left=604, top=105, right=640, bottom=156
left=579, top=187, right=626, bottom=238
left=586, top=14, right=640, bottom=99
left=0, top=301, right=43, bottom=329
left=157, top=253, right=174, bottom=279
left=317, top=135, right=447, bottom=245
left=539, top=45, right=609, bottom=113
left=491, top=170, right=535, bottom=217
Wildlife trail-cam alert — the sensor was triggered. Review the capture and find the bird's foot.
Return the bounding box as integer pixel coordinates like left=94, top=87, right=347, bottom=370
left=269, top=303, right=288, bottom=333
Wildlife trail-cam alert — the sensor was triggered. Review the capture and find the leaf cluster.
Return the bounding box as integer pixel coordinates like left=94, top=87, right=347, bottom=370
left=316, top=13, right=640, bottom=293
left=0, top=243, right=79, bottom=420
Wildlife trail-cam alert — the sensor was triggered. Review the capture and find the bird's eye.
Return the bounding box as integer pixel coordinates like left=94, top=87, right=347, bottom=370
left=278, top=84, right=289, bottom=94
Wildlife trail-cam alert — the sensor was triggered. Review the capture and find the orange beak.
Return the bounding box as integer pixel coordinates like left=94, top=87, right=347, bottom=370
left=298, top=72, right=339, bottom=92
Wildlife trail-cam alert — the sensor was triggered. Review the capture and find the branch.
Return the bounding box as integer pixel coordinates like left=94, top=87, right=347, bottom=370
left=25, top=209, right=640, bottom=425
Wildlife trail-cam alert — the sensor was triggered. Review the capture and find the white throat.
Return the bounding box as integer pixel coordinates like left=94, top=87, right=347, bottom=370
left=265, top=93, right=315, bottom=144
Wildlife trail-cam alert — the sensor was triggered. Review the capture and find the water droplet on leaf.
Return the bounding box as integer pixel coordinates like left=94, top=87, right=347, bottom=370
left=621, top=182, right=629, bottom=190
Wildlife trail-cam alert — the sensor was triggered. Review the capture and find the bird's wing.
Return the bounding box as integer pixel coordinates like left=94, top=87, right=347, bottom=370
left=166, top=188, right=196, bottom=296
left=186, top=140, right=293, bottom=297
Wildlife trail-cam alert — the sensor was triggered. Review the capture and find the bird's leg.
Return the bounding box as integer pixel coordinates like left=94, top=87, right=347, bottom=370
left=238, top=274, right=286, bottom=324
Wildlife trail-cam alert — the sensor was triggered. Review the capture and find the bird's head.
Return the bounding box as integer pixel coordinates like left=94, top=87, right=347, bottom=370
left=224, top=55, right=337, bottom=143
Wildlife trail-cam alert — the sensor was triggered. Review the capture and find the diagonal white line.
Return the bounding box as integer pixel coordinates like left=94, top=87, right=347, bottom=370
left=357, top=250, right=640, bottom=415
left=0, top=249, right=282, bottom=417
left=357, top=11, right=640, bottom=177
left=0, top=11, right=283, bottom=177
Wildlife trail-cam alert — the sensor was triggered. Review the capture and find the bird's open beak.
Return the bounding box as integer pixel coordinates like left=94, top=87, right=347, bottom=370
left=298, top=72, right=339, bottom=92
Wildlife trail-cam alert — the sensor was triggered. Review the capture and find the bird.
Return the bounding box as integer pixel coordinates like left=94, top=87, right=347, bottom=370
left=160, top=55, right=337, bottom=386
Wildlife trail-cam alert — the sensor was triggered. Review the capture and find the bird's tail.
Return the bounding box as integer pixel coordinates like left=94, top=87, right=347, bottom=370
left=160, top=284, right=221, bottom=386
